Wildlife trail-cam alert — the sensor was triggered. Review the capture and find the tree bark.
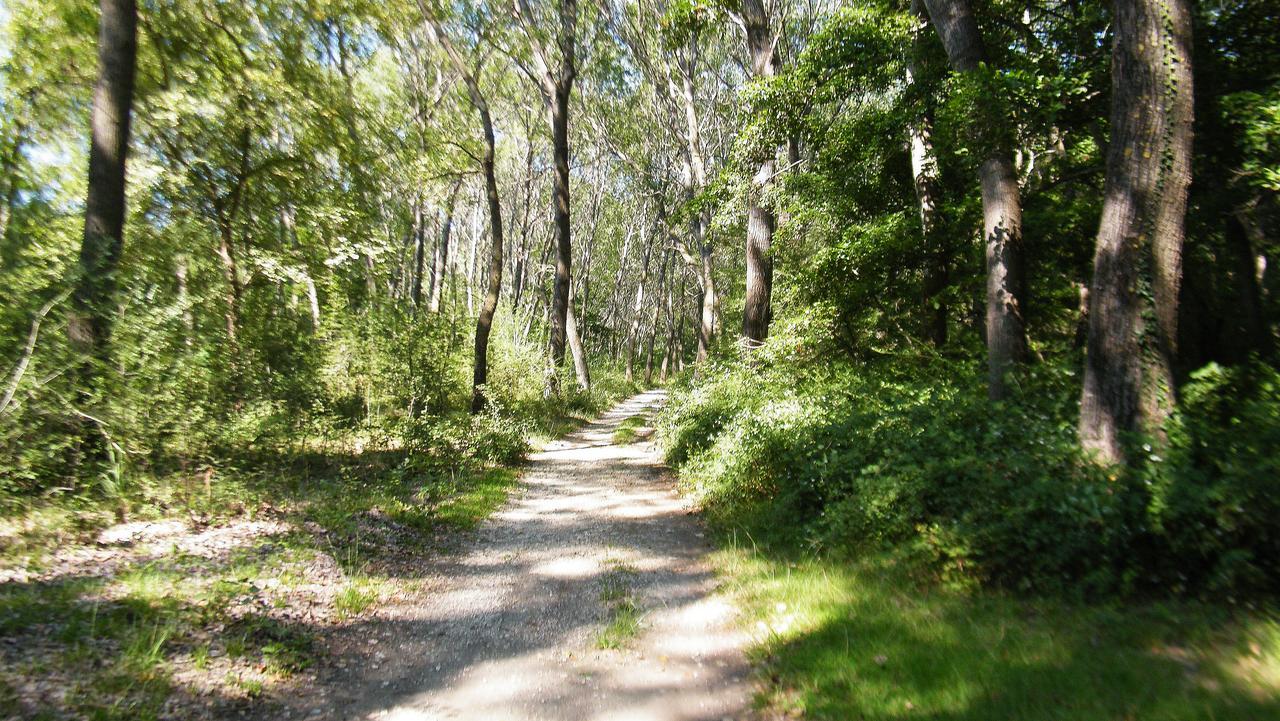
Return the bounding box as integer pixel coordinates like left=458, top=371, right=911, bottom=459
left=626, top=224, right=656, bottom=382
left=566, top=281, right=591, bottom=391
left=429, top=180, right=461, bottom=314
left=547, top=85, right=573, bottom=392
left=920, top=0, right=1028, bottom=397
left=909, top=0, right=948, bottom=347
left=69, top=0, right=138, bottom=365
left=410, top=201, right=426, bottom=307
left=1078, top=0, right=1193, bottom=464
left=471, top=109, right=505, bottom=412
left=740, top=0, right=778, bottom=348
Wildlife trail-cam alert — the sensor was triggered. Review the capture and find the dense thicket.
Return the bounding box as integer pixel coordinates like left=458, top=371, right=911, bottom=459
left=2, top=0, right=1278, bottom=596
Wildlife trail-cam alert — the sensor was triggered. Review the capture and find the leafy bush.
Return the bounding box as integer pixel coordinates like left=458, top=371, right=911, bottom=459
left=1145, top=362, right=1280, bottom=594
left=661, top=354, right=1280, bottom=599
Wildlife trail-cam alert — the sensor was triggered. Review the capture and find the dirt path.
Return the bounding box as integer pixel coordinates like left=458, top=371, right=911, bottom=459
left=291, top=389, right=754, bottom=721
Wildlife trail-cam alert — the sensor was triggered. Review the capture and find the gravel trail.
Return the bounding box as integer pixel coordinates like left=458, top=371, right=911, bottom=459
left=298, top=389, right=754, bottom=721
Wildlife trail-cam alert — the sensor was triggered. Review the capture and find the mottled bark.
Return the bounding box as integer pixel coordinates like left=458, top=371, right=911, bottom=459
left=471, top=106, right=505, bottom=413
left=740, top=0, right=778, bottom=348
left=1079, top=0, right=1193, bottom=463
left=566, top=281, right=590, bottom=391
left=920, top=0, right=1028, bottom=397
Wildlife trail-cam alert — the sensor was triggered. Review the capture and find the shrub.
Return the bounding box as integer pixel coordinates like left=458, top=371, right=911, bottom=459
left=660, top=354, right=1280, bottom=599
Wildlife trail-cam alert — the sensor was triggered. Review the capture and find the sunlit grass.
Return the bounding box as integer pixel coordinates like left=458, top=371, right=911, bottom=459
left=612, top=414, right=649, bottom=445
left=713, top=536, right=1280, bottom=720
left=596, top=560, right=643, bottom=649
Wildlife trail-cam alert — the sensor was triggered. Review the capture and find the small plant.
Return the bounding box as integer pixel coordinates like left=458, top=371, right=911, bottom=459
left=334, top=581, right=379, bottom=620
left=612, top=414, right=649, bottom=445
left=595, top=560, right=643, bottom=649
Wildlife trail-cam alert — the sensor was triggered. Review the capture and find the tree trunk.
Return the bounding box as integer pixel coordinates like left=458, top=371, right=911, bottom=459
left=547, top=86, right=573, bottom=393
left=69, top=0, right=137, bottom=365
left=1078, top=0, right=1193, bottom=464
left=626, top=226, right=656, bottom=382
left=740, top=0, right=778, bottom=348
left=429, top=180, right=460, bottom=314
left=645, top=247, right=671, bottom=384
left=909, top=0, right=948, bottom=347
left=920, top=0, right=1029, bottom=397
left=410, top=201, right=426, bottom=307
left=567, top=281, right=591, bottom=391
left=471, top=106, right=505, bottom=413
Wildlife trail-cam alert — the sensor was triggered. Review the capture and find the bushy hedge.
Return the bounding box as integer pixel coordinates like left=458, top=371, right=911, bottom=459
left=660, top=357, right=1280, bottom=598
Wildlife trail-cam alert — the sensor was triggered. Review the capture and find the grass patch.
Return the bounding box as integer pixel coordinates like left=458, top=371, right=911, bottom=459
left=595, top=560, right=643, bottom=650
left=612, top=414, right=649, bottom=445
left=713, top=535, right=1280, bottom=720
left=429, top=467, right=519, bottom=531
left=334, top=579, right=380, bottom=619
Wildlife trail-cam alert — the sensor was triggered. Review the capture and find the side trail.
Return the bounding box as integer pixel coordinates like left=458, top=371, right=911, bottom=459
left=286, top=389, right=754, bottom=721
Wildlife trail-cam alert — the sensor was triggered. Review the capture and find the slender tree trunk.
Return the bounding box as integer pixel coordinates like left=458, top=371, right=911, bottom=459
left=215, top=220, right=242, bottom=345
left=1078, top=0, right=1193, bottom=463
left=909, top=0, right=948, bottom=346
left=567, top=281, right=591, bottom=391
left=471, top=108, right=505, bottom=413
left=305, top=275, right=321, bottom=330
left=626, top=227, right=656, bottom=382
left=740, top=0, right=778, bottom=348
left=921, top=0, right=1029, bottom=398
left=410, top=201, right=426, bottom=307
left=645, top=247, right=671, bottom=384
left=429, top=180, right=460, bottom=314
left=69, top=0, right=137, bottom=366
left=175, top=255, right=193, bottom=347
left=547, top=86, right=573, bottom=393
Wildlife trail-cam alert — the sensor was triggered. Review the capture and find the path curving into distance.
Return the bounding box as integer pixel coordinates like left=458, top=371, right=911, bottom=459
left=291, top=389, right=754, bottom=721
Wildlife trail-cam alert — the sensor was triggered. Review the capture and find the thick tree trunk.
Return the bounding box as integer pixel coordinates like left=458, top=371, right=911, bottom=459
left=1078, top=0, right=1193, bottom=464
left=920, top=0, right=1029, bottom=397
left=69, top=0, right=137, bottom=363
left=740, top=0, right=778, bottom=348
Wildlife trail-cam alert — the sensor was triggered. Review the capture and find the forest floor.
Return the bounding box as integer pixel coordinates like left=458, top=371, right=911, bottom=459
left=0, top=390, right=755, bottom=720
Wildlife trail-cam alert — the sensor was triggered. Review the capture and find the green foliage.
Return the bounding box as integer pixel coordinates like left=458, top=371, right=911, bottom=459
left=1146, top=363, right=1280, bottom=594
left=661, top=352, right=1280, bottom=598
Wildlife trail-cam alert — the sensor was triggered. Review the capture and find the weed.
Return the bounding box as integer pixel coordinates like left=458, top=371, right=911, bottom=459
left=612, top=414, right=649, bottom=445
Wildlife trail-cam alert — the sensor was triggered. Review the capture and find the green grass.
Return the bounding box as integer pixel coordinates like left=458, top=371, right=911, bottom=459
left=713, top=536, right=1280, bottom=720
left=334, top=579, right=380, bottom=619
left=0, top=372, right=644, bottom=718
left=612, top=414, right=650, bottom=445
left=595, top=560, right=643, bottom=650
left=430, top=467, right=519, bottom=530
